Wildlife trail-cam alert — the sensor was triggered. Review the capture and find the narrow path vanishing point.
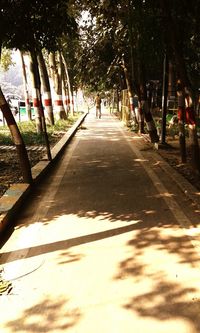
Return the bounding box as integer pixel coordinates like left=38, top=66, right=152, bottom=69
left=1, top=108, right=200, bottom=333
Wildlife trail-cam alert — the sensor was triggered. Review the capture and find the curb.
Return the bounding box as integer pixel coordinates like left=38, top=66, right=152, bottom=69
left=0, top=111, right=88, bottom=234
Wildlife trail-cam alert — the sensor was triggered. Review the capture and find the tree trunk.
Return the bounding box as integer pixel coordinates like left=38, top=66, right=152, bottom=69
left=30, top=49, right=52, bottom=161
left=121, top=57, right=137, bottom=126
left=61, top=64, right=70, bottom=117
left=29, top=51, right=43, bottom=133
left=137, top=60, right=159, bottom=143
left=49, top=52, right=65, bottom=119
left=136, top=102, right=145, bottom=134
left=0, top=88, right=32, bottom=183
left=185, top=94, right=200, bottom=172
left=168, top=62, right=176, bottom=99
left=61, top=53, right=74, bottom=116
left=19, top=51, right=32, bottom=120
left=48, top=52, right=56, bottom=89
left=161, top=53, right=169, bottom=144
left=37, top=50, right=54, bottom=125
left=141, top=100, right=159, bottom=143
left=177, top=90, right=187, bottom=163
left=116, top=88, right=120, bottom=114
left=160, top=0, right=200, bottom=172
left=58, top=51, right=67, bottom=119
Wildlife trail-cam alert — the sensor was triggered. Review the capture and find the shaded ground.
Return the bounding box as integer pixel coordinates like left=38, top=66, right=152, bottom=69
left=1, top=112, right=200, bottom=333
left=0, top=129, right=200, bottom=198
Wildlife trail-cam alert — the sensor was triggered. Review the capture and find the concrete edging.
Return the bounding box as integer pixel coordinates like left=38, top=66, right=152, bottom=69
left=0, top=111, right=88, bottom=234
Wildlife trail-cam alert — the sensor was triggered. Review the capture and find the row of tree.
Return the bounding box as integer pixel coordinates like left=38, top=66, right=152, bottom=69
left=0, top=0, right=80, bottom=183
left=0, top=0, right=200, bottom=179
left=20, top=49, right=75, bottom=128
left=72, top=0, right=200, bottom=171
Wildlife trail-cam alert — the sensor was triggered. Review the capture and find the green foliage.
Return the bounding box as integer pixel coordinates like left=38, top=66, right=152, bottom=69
left=71, top=0, right=165, bottom=92
left=1, top=0, right=199, bottom=95
left=0, top=130, right=13, bottom=145
left=156, top=0, right=200, bottom=90
left=0, top=48, right=14, bottom=71
left=70, top=0, right=199, bottom=94
left=1, top=0, right=77, bottom=52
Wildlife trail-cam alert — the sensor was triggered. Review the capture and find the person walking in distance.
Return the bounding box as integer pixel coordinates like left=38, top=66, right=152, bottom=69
left=95, top=93, right=102, bottom=118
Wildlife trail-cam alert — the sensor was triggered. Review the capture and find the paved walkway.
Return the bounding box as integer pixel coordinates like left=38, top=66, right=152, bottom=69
left=1, top=108, right=200, bottom=333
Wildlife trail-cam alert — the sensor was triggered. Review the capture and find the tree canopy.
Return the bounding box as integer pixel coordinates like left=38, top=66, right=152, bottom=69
left=70, top=0, right=199, bottom=94
left=1, top=0, right=199, bottom=93
left=1, top=0, right=77, bottom=52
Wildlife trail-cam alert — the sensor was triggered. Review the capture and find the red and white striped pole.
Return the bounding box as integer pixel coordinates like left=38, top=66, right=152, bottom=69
left=43, top=91, right=52, bottom=108
left=54, top=94, right=65, bottom=117
left=43, top=91, right=54, bottom=124
left=32, top=88, right=41, bottom=117
left=63, top=94, right=70, bottom=114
